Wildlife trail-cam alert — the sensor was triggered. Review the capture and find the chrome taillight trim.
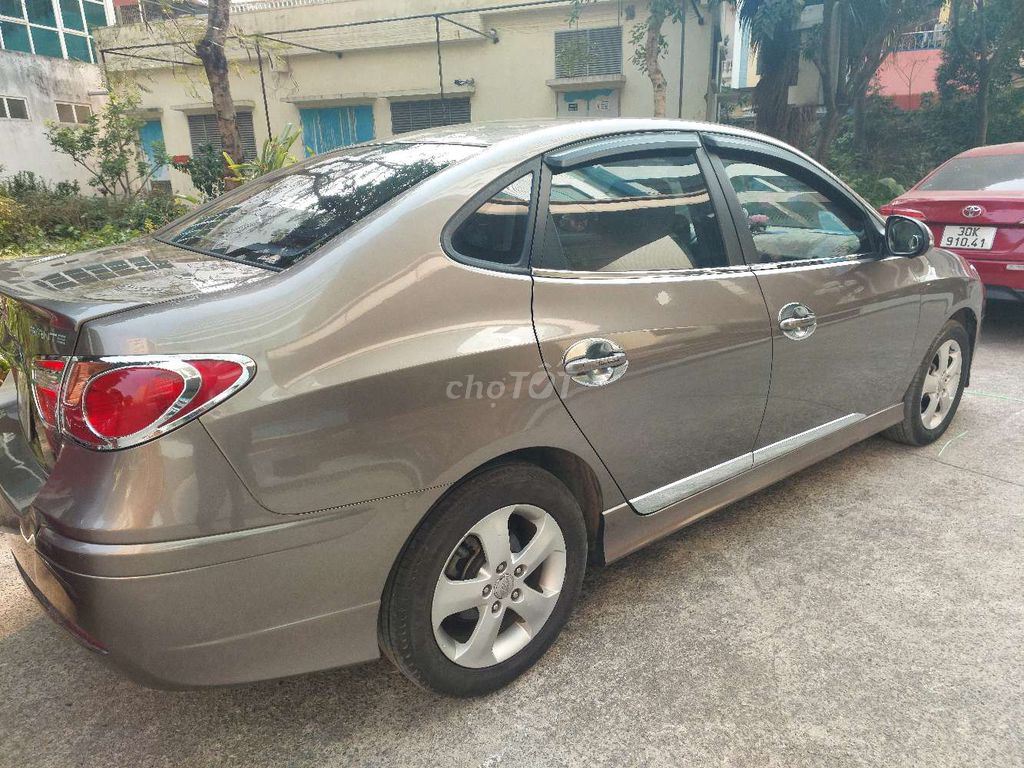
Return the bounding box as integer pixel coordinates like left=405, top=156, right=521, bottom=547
left=58, top=354, right=256, bottom=452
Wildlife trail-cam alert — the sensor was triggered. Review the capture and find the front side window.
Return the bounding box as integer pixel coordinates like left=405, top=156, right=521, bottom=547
left=450, top=173, right=533, bottom=266
left=720, top=156, right=870, bottom=263
left=535, top=152, right=729, bottom=273
left=160, top=142, right=480, bottom=270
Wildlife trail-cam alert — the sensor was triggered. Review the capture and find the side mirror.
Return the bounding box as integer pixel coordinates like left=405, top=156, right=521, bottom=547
left=885, top=215, right=932, bottom=258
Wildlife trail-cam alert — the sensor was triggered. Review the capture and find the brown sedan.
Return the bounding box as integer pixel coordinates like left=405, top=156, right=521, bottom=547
left=0, top=120, right=982, bottom=696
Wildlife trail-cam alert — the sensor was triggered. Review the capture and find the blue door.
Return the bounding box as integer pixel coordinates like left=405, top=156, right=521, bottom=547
left=300, top=105, right=374, bottom=155
left=139, top=120, right=169, bottom=182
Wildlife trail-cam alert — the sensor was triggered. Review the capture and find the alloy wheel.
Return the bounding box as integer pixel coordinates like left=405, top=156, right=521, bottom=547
left=921, top=339, right=962, bottom=430
left=431, top=503, right=567, bottom=669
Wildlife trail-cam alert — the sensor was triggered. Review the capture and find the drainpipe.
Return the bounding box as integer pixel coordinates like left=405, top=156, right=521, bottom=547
left=676, top=3, right=687, bottom=118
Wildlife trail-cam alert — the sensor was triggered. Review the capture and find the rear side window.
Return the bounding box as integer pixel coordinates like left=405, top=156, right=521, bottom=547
left=535, top=152, right=729, bottom=272
left=919, top=155, right=1024, bottom=192
left=161, top=142, right=480, bottom=270
left=449, top=173, right=534, bottom=266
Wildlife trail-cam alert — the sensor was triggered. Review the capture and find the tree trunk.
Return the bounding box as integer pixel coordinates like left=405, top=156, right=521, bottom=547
left=816, top=109, right=842, bottom=163
left=753, top=34, right=795, bottom=140
left=645, top=9, right=668, bottom=117
left=852, top=92, right=867, bottom=152
left=975, top=65, right=990, bottom=146
left=196, top=0, right=243, bottom=186
left=813, top=0, right=838, bottom=162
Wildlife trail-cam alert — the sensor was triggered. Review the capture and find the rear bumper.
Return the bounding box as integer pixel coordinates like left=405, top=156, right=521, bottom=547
left=6, top=513, right=385, bottom=688
left=959, top=255, right=1024, bottom=299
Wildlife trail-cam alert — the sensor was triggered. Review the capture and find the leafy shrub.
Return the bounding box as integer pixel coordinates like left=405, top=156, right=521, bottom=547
left=830, top=87, right=1024, bottom=207
left=0, top=169, right=187, bottom=256
left=225, top=124, right=300, bottom=182
left=0, top=195, right=42, bottom=247
left=171, top=144, right=225, bottom=201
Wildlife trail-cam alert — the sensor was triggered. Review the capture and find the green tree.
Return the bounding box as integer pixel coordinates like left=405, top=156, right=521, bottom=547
left=738, top=0, right=811, bottom=146
left=942, top=0, right=1024, bottom=145
left=45, top=83, right=159, bottom=199
left=809, top=0, right=943, bottom=161
left=195, top=0, right=245, bottom=179
left=739, top=0, right=941, bottom=159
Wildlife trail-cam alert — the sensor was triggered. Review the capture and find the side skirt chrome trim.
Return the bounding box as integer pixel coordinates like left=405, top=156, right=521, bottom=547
left=631, top=454, right=754, bottom=516
left=752, top=413, right=865, bottom=466
left=627, top=413, right=866, bottom=517
left=601, top=404, right=903, bottom=563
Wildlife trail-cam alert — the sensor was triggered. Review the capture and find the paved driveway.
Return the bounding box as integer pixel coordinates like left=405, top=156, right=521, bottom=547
left=2, top=302, right=1021, bottom=768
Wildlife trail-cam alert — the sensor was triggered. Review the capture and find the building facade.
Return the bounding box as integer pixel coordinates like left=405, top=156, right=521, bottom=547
left=0, top=0, right=114, bottom=185
left=94, top=0, right=727, bottom=195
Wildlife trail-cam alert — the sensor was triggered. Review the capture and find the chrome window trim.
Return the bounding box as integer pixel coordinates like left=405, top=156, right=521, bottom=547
left=531, top=264, right=753, bottom=281
left=628, top=412, right=866, bottom=515
left=746, top=253, right=905, bottom=272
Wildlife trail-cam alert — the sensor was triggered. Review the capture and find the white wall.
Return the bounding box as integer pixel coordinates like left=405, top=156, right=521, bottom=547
left=0, top=49, right=106, bottom=188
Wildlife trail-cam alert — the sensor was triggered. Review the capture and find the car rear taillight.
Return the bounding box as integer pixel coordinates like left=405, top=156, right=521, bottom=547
left=31, top=359, right=65, bottom=428
left=31, top=355, right=254, bottom=451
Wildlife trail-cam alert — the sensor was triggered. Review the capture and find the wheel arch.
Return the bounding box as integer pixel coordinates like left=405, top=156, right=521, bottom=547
left=950, top=306, right=979, bottom=386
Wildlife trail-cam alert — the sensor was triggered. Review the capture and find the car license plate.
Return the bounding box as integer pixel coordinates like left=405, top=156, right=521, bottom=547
left=941, top=225, right=997, bottom=250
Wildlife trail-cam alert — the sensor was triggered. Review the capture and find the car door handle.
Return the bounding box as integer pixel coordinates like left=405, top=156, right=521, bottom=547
left=778, top=302, right=817, bottom=340
left=564, top=352, right=628, bottom=376
left=561, top=338, right=630, bottom=387
left=779, top=315, right=816, bottom=332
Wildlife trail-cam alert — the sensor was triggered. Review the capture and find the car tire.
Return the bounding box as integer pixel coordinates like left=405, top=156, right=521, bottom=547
left=884, top=320, right=971, bottom=446
left=379, top=462, right=588, bottom=697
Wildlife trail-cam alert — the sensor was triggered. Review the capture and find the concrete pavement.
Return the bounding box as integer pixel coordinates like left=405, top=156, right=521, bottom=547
left=1, top=301, right=1022, bottom=768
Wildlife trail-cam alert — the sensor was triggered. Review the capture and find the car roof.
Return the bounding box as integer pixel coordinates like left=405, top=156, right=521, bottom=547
left=389, top=118, right=807, bottom=160
left=952, top=142, right=1024, bottom=159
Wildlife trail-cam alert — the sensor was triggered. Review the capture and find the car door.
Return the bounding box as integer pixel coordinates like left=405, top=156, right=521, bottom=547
left=530, top=133, right=773, bottom=514
left=703, top=133, right=922, bottom=452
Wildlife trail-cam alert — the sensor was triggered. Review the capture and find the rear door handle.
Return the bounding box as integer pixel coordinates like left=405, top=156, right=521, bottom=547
left=562, top=338, right=629, bottom=387
left=564, top=352, right=627, bottom=376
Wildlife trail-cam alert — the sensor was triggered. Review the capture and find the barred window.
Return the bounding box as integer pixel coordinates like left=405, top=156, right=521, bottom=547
left=389, top=97, right=471, bottom=135
left=554, top=26, right=622, bottom=78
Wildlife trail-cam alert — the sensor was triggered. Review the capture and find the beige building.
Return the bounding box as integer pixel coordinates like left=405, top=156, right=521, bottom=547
left=94, top=0, right=729, bottom=195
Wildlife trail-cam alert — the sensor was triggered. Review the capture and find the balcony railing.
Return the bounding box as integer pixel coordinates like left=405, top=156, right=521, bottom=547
left=896, top=29, right=946, bottom=52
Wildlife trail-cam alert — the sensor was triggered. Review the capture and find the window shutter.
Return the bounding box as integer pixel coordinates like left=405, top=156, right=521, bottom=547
left=554, top=26, right=623, bottom=78
left=187, top=112, right=257, bottom=159
left=389, top=97, right=471, bottom=134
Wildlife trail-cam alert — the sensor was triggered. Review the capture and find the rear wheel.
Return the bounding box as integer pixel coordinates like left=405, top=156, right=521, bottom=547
left=379, top=462, right=587, bottom=697
left=885, top=320, right=971, bottom=446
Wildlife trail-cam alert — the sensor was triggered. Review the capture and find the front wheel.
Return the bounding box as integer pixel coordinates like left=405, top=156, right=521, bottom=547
left=885, top=320, right=971, bottom=446
left=379, top=462, right=588, bottom=697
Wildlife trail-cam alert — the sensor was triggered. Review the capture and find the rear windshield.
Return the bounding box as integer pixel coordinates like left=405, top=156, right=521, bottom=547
left=159, top=142, right=481, bottom=270
left=919, top=154, right=1024, bottom=192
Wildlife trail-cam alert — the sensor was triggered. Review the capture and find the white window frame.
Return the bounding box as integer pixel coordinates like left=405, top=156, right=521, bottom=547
left=0, top=95, right=31, bottom=120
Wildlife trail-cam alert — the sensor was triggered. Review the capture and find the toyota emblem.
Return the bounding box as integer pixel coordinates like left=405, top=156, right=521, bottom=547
left=962, top=205, right=985, bottom=218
